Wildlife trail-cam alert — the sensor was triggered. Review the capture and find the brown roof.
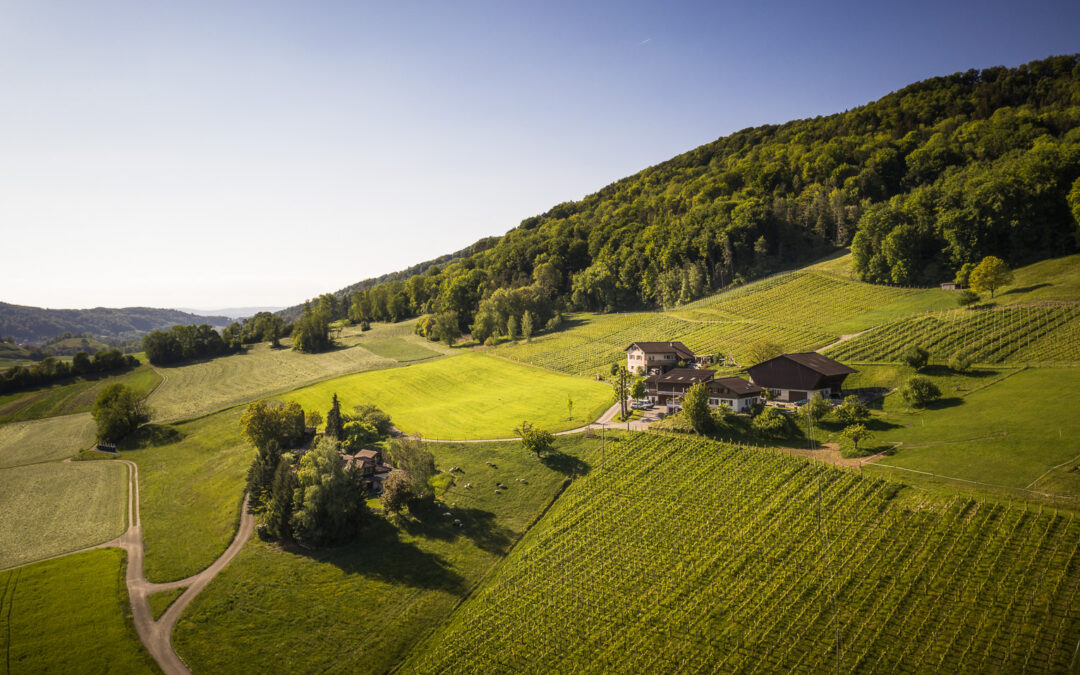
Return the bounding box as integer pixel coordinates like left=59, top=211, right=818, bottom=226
left=626, top=341, right=696, bottom=360
left=645, top=367, right=715, bottom=385
left=779, top=353, right=857, bottom=376
left=356, top=449, right=380, bottom=460
left=709, top=376, right=765, bottom=396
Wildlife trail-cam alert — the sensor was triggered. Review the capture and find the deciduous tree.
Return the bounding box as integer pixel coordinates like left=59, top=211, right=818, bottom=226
left=900, top=375, right=941, bottom=407
left=91, top=383, right=151, bottom=442
left=516, top=421, right=555, bottom=458
left=682, top=382, right=712, bottom=434
left=969, top=256, right=1013, bottom=298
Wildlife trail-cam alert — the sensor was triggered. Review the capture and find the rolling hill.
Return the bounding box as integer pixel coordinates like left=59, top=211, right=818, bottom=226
left=0, top=301, right=230, bottom=344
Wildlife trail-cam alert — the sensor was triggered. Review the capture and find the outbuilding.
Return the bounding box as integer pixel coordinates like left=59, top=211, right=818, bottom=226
left=746, top=352, right=856, bottom=403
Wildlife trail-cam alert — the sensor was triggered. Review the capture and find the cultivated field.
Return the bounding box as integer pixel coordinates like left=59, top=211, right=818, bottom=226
left=121, top=408, right=250, bottom=582
left=405, top=434, right=1080, bottom=673
left=827, top=303, right=1080, bottom=365
left=0, top=364, right=161, bottom=424
left=0, top=548, right=156, bottom=673
left=359, top=337, right=443, bottom=362
left=0, top=460, right=127, bottom=569
left=284, top=352, right=613, bottom=439
left=0, top=412, right=96, bottom=468
left=174, top=435, right=606, bottom=673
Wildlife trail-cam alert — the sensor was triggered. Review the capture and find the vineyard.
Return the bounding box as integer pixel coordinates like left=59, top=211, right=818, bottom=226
left=826, top=303, right=1080, bottom=365
left=405, top=434, right=1080, bottom=673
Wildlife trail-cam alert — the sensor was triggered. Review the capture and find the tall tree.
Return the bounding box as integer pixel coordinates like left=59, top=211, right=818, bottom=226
left=682, top=382, right=712, bottom=434
left=521, top=311, right=534, bottom=342
left=325, top=393, right=344, bottom=441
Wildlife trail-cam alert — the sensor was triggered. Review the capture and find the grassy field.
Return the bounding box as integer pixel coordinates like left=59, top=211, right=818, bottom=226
left=0, top=364, right=161, bottom=424
left=993, top=254, right=1080, bottom=304
left=174, top=434, right=607, bottom=673
left=146, top=326, right=399, bottom=421
left=404, top=433, right=1080, bottom=673
left=359, top=337, right=443, bottom=362
left=863, top=368, right=1080, bottom=501
left=0, top=548, right=157, bottom=674
left=121, top=408, right=251, bottom=582
left=0, top=460, right=127, bottom=569
left=0, top=412, right=96, bottom=468
left=148, top=587, right=186, bottom=621
left=827, top=303, right=1080, bottom=365
left=285, top=352, right=613, bottom=439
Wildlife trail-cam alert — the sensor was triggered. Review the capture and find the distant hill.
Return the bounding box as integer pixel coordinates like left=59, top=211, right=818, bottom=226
left=177, top=307, right=284, bottom=320
left=0, top=302, right=230, bottom=344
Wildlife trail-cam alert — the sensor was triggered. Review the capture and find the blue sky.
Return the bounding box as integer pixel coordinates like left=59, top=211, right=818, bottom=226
left=1, top=0, right=1077, bottom=309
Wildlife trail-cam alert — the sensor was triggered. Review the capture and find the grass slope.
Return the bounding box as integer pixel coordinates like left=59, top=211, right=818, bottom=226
left=285, top=352, right=612, bottom=439
left=0, top=461, right=127, bottom=569
left=359, top=337, right=442, bottom=362
left=0, top=364, right=161, bottom=424
left=174, top=434, right=605, bottom=673
left=0, top=548, right=157, bottom=674
left=121, top=409, right=251, bottom=582
left=0, top=412, right=96, bottom=468
left=147, top=325, right=400, bottom=421
left=865, top=368, right=1080, bottom=500
left=405, top=434, right=1080, bottom=673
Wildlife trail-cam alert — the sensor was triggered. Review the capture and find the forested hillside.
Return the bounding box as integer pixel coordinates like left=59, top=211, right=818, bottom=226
left=0, top=302, right=230, bottom=344
left=302, top=55, right=1079, bottom=338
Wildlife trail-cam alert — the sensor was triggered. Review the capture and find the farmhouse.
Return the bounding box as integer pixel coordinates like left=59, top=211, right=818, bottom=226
left=645, top=368, right=763, bottom=413
left=746, top=352, right=856, bottom=402
left=626, top=341, right=700, bottom=375
left=343, top=448, right=393, bottom=491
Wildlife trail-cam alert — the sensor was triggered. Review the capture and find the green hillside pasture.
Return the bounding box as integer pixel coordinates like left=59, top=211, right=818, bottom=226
left=675, top=270, right=952, bottom=333
left=404, top=434, right=1080, bottom=673
left=827, top=303, right=1080, bottom=365
left=147, top=331, right=396, bottom=421
left=0, top=412, right=96, bottom=468
left=175, top=434, right=606, bottom=673
left=0, top=549, right=157, bottom=674
left=359, top=337, right=442, bottom=362
left=148, top=587, right=186, bottom=621
left=994, top=254, right=1080, bottom=305
left=285, top=352, right=612, bottom=439
left=496, top=311, right=831, bottom=375
left=121, top=408, right=250, bottom=582
left=0, top=364, right=161, bottom=424
left=0, top=460, right=127, bottom=569
left=866, top=368, right=1080, bottom=500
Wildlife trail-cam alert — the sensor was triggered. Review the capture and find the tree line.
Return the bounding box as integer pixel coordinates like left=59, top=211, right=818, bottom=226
left=0, top=349, right=139, bottom=395
left=279, top=55, right=1080, bottom=338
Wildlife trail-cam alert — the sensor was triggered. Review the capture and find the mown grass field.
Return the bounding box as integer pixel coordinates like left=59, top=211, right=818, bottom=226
left=0, top=364, right=161, bottom=424
left=0, top=412, right=96, bottom=468
left=863, top=368, right=1080, bottom=501
left=121, top=408, right=251, bottom=582
left=0, top=460, right=127, bottom=569
left=147, top=327, right=397, bottom=421
left=359, top=337, right=443, bottom=362
left=404, top=433, right=1080, bottom=673
left=0, top=548, right=157, bottom=674
left=174, top=434, right=606, bottom=673
left=285, top=352, right=613, bottom=439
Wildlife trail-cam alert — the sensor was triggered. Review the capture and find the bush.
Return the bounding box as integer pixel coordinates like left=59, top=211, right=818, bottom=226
left=835, top=395, right=870, bottom=425
left=949, top=352, right=972, bottom=373
left=957, top=290, right=979, bottom=306
left=899, top=375, right=941, bottom=407
left=751, top=406, right=788, bottom=438
left=902, top=346, right=930, bottom=370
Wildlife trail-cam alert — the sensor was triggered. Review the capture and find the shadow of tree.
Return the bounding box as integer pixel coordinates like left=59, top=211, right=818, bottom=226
left=121, top=423, right=183, bottom=450
left=541, top=451, right=591, bottom=477
left=1002, top=283, right=1051, bottom=296
left=396, top=503, right=515, bottom=555
left=924, top=396, right=963, bottom=410
left=296, top=517, right=467, bottom=592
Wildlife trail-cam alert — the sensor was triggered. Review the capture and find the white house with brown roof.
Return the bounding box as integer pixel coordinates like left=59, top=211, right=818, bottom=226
left=626, top=341, right=700, bottom=375
left=645, top=368, right=763, bottom=413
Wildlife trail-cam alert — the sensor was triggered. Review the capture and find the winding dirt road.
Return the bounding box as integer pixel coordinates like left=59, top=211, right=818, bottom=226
left=108, top=460, right=253, bottom=674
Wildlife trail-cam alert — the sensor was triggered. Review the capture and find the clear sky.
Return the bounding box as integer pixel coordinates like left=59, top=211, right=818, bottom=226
left=2, top=0, right=1077, bottom=310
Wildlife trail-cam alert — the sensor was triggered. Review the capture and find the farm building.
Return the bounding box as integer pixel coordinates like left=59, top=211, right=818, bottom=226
left=626, top=341, right=702, bottom=375
left=746, top=352, right=856, bottom=402
left=645, top=368, right=763, bottom=413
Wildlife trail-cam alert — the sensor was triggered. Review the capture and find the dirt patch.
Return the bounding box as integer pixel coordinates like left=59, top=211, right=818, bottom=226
left=779, top=442, right=885, bottom=469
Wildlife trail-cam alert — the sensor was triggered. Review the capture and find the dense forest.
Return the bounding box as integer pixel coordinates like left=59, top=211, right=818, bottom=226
left=0, top=302, right=230, bottom=344
left=289, top=55, right=1079, bottom=338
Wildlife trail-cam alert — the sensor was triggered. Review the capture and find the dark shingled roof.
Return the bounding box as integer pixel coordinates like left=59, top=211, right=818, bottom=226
left=778, top=353, right=857, bottom=376
left=709, top=376, right=765, bottom=396
left=626, top=341, right=697, bottom=360
left=646, top=367, right=714, bottom=385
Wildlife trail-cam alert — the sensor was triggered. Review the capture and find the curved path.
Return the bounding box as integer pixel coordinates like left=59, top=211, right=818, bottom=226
left=107, top=459, right=253, bottom=674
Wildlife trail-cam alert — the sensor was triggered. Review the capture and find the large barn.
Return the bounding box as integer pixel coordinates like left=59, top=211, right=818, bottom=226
left=745, top=353, right=856, bottom=403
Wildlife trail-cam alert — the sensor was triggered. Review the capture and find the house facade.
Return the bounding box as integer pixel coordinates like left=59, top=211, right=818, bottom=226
left=626, top=341, right=700, bottom=375
left=746, top=352, right=856, bottom=402
left=645, top=368, right=763, bottom=413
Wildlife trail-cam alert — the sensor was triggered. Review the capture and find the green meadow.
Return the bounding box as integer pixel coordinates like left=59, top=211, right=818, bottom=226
left=0, top=412, right=96, bottom=468
left=285, top=352, right=613, bottom=439
left=0, top=549, right=157, bottom=674
left=0, top=364, right=161, bottom=424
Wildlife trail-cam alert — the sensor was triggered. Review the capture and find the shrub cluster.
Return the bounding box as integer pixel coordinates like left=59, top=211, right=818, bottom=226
left=0, top=349, right=137, bottom=394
